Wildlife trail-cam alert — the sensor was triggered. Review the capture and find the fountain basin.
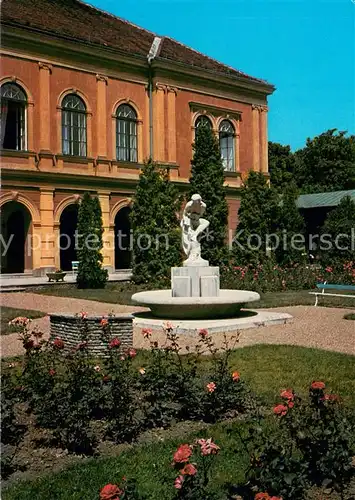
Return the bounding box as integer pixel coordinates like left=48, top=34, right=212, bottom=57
left=131, top=289, right=260, bottom=319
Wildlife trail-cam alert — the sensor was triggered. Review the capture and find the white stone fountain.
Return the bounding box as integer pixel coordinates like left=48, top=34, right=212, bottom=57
left=132, top=194, right=261, bottom=320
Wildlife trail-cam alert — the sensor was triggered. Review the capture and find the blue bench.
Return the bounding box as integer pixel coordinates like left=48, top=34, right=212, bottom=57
left=310, top=282, right=355, bottom=306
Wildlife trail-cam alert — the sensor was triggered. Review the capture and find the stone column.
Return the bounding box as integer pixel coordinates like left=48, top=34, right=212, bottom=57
left=252, top=105, right=260, bottom=172
left=153, top=83, right=166, bottom=162
left=98, top=191, right=114, bottom=273
left=260, top=106, right=269, bottom=173
left=96, top=74, right=108, bottom=158
left=38, top=188, right=55, bottom=274
left=38, top=62, right=52, bottom=152
left=167, top=86, right=177, bottom=164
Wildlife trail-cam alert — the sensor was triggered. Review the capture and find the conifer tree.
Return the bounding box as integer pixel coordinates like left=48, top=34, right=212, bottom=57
left=232, top=171, right=279, bottom=265
left=275, top=181, right=306, bottom=265
left=130, top=159, right=182, bottom=285
left=189, top=123, right=229, bottom=265
left=77, top=193, right=108, bottom=289
left=320, top=196, right=355, bottom=266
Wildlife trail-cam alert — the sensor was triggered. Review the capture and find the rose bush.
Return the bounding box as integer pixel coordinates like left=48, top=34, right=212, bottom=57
left=221, top=260, right=355, bottom=293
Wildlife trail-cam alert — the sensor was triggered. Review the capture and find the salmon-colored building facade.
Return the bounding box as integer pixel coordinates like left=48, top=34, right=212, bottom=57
left=0, top=0, right=274, bottom=275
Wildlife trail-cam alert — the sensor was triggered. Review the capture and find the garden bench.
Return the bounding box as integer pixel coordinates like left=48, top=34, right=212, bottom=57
left=310, top=282, right=355, bottom=306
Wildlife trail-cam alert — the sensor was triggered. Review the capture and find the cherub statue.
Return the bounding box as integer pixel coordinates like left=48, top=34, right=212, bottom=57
left=181, top=194, right=210, bottom=267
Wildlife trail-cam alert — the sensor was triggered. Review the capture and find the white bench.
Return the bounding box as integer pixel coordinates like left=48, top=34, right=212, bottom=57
left=310, top=282, right=355, bottom=306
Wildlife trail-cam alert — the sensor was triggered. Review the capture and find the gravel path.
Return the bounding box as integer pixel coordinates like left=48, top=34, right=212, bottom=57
left=1, top=293, right=354, bottom=358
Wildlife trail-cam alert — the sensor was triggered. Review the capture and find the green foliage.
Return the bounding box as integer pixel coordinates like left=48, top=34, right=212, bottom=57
left=320, top=195, right=355, bottom=266
left=237, top=383, right=354, bottom=500
left=189, top=124, right=229, bottom=266
left=275, top=182, right=306, bottom=265
left=294, top=129, right=355, bottom=194
left=130, top=159, right=182, bottom=285
left=77, top=193, right=108, bottom=289
left=232, top=171, right=279, bottom=265
left=268, top=141, right=295, bottom=191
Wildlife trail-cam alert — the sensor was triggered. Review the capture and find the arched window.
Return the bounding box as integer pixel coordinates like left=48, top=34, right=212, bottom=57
left=195, top=115, right=212, bottom=131
left=1, top=82, right=27, bottom=150
left=116, top=104, right=137, bottom=162
left=219, top=120, right=235, bottom=171
left=62, top=94, right=87, bottom=156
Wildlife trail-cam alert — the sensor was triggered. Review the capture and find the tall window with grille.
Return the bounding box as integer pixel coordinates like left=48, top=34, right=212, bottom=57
left=219, top=120, right=235, bottom=172
left=116, top=104, right=137, bottom=162
left=62, top=94, right=87, bottom=156
left=195, top=115, right=212, bottom=132
left=0, top=83, right=27, bottom=150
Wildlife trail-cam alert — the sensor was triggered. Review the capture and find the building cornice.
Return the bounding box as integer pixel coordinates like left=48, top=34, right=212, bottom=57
left=1, top=23, right=275, bottom=101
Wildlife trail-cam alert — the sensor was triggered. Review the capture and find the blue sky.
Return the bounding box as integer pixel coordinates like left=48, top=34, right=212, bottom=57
left=89, top=0, right=354, bottom=150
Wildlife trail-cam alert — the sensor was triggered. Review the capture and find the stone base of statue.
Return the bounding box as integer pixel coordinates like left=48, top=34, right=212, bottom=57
left=183, top=257, right=209, bottom=267
left=171, top=266, right=220, bottom=298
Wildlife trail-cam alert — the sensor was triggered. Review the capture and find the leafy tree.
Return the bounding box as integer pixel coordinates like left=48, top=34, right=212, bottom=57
left=77, top=193, right=108, bottom=289
left=320, top=196, right=355, bottom=266
left=130, top=159, right=182, bottom=285
left=268, top=142, right=295, bottom=191
left=294, top=129, right=355, bottom=194
left=189, top=122, right=229, bottom=265
left=232, top=171, right=280, bottom=265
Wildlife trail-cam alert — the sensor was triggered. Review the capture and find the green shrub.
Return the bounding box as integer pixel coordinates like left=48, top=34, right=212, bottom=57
left=77, top=193, right=108, bottom=289
left=240, top=382, right=354, bottom=499
left=130, top=159, right=182, bottom=286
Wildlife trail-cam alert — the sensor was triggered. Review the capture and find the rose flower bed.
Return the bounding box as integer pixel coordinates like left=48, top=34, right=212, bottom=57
left=2, top=316, right=354, bottom=499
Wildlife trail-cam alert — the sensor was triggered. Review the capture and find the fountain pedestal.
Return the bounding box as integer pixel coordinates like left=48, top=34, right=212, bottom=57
left=171, top=266, right=220, bottom=298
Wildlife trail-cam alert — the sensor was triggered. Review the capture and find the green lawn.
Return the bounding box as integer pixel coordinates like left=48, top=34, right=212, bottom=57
left=3, top=344, right=355, bottom=500
left=1, top=306, right=45, bottom=335
left=29, top=283, right=355, bottom=309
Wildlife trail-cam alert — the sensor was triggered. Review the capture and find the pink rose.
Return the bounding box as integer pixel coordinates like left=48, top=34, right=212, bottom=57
left=206, top=382, right=216, bottom=393
left=174, top=475, right=184, bottom=489
left=109, top=338, right=121, bottom=349
left=180, top=463, right=197, bottom=476
left=311, top=381, right=325, bottom=390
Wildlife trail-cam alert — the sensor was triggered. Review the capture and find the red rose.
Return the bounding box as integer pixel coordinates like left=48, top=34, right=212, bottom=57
left=280, top=389, right=294, bottom=401
left=273, top=404, right=288, bottom=417
left=128, top=348, right=137, bottom=358
left=255, top=493, right=270, bottom=500
left=198, top=329, right=209, bottom=338
left=53, top=337, right=65, bottom=349
left=109, top=338, right=121, bottom=349
left=173, top=444, right=192, bottom=463
left=100, top=318, right=109, bottom=327
left=24, top=339, right=34, bottom=350
left=142, top=328, right=152, bottom=338
left=99, top=483, right=122, bottom=500
left=49, top=369, right=56, bottom=376
left=287, top=401, right=294, bottom=409
left=180, top=463, right=197, bottom=476
left=311, top=381, right=325, bottom=390
left=232, top=371, right=240, bottom=382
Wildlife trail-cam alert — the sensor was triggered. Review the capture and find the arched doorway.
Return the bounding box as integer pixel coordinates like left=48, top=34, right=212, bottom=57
left=59, top=204, right=78, bottom=271
left=115, top=207, right=132, bottom=270
left=0, top=201, right=32, bottom=273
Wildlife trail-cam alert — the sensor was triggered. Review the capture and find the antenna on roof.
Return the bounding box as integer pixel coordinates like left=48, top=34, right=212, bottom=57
left=147, top=36, right=162, bottom=63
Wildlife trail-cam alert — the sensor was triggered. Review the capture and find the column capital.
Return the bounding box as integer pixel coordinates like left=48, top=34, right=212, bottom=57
left=252, top=104, right=268, bottom=112
left=167, top=86, right=178, bottom=95
left=38, top=62, right=53, bottom=73
left=96, top=74, right=108, bottom=84
left=155, top=83, right=167, bottom=93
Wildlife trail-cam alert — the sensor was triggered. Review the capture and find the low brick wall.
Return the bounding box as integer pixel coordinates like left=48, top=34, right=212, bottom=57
left=49, top=313, right=133, bottom=357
